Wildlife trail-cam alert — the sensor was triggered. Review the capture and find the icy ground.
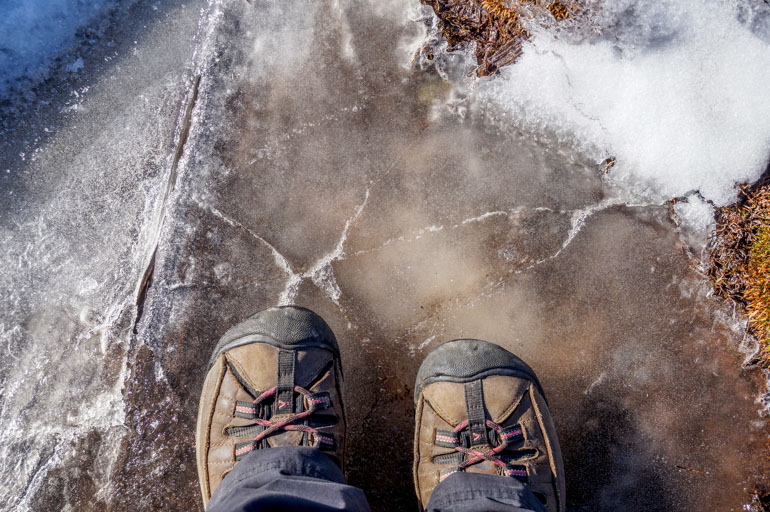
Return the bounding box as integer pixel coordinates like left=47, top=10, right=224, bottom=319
left=0, top=0, right=135, bottom=98
left=1, top=0, right=769, bottom=510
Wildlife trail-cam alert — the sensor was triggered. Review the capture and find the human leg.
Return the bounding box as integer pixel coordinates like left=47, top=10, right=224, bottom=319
left=206, top=446, right=369, bottom=512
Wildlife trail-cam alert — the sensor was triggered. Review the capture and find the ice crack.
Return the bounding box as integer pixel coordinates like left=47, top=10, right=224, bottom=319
left=209, top=206, right=301, bottom=302
left=302, top=189, right=369, bottom=305
left=209, top=189, right=369, bottom=306
left=522, top=198, right=663, bottom=271
left=528, top=198, right=625, bottom=268
left=396, top=198, right=666, bottom=349
left=346, top=205, right=554, bottom=258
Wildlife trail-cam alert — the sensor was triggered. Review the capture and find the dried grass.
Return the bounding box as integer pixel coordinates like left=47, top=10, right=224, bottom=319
left=420, top=0, right=581, bottom=75
left=708, top=182, right=770, bottom=363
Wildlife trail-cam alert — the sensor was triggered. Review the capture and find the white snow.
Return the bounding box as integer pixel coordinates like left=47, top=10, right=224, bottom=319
left=0, top=0, right=119, bottom=95
left=475, top=0, right=770, bottom=222
left=674, top=195, right=716, bottom=234
left=673, top=193, right=717, bottom=248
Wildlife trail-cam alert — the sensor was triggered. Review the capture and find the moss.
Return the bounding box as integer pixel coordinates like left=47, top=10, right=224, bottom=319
left=708, top=183, right=770, bottom=363
left=745, top=192, right=770, bottom=353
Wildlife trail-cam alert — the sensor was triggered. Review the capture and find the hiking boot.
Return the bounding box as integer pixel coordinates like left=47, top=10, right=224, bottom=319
left=413, top=339, right=565, bottom=511
left=196, top=306, right=346, bottom=506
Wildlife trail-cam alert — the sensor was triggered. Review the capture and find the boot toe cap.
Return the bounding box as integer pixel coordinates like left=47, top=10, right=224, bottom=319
left=414, top=338, right=544, bottom=404
left=209, top=306, right=339, bottom=368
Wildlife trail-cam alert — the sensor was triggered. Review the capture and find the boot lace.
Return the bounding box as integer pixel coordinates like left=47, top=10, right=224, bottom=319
left=435, top=419, right=531, bottom=482
left=226, top=385, right=335, bottom=459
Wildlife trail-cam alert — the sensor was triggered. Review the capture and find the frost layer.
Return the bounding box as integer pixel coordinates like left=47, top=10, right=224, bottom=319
left=476, top=0, right=770, bottom=209
left=0, top=0, right=120, bottom=95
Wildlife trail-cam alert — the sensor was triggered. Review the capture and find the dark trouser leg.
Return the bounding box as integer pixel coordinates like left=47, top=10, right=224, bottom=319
left=206, top=446, right=371, bottom=512
left=425, top=473, right=549, bottom=512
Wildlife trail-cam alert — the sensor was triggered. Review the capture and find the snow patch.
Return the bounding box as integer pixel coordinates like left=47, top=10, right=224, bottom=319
left=475, top=0, right=770, bottom=226
left=674, top=195, right=716, bottom=234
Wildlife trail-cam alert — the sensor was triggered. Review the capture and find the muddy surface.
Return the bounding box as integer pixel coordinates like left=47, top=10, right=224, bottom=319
left=1, top=0, right=768, bottom=511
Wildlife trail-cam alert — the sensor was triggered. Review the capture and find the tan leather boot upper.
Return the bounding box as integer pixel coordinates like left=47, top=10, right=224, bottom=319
left=413, top=339, right=565, bottom=511
left=195, top=307, right=345, bottom=507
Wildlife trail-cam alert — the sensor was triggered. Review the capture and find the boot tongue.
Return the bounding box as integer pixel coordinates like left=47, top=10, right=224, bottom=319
left=267, top=348, right=334, bottom=448
left=266, top=392, right=309, bottom=447
left=465, top=381, right=487, bottom=447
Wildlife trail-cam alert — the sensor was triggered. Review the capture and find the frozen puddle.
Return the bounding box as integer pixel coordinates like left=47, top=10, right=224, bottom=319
left=1, top=0, right=769, bottom=510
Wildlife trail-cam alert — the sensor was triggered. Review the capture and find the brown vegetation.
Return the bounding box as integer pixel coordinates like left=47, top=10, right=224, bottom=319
left=420, top=0, right=581, bottom=75
left=708, top=180, right=770, bottom=363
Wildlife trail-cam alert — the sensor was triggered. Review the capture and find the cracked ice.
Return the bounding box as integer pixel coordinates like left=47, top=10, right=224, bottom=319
left=209, top=189, right=370, bottom=306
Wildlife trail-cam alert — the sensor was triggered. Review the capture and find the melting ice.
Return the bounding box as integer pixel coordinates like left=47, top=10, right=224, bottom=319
left=475, top=0, right=770, bottom=217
